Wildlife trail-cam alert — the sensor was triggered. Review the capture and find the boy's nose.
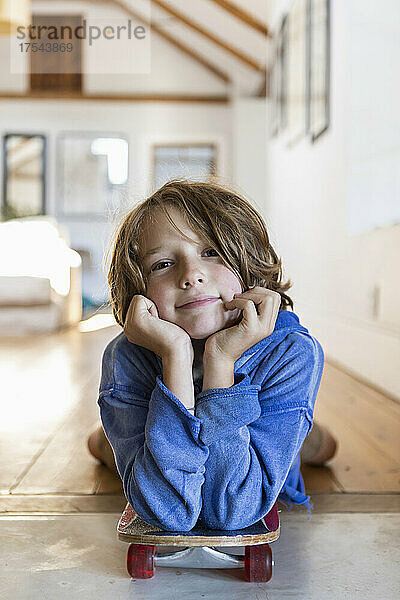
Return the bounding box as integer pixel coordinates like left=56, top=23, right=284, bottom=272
left=178, top=262, right=207, bottom=288
left=182, top=276, right=204, bottom=288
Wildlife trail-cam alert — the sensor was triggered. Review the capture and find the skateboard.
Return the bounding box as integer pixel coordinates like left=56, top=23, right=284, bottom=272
left=117, top=501, right=280, bottom=582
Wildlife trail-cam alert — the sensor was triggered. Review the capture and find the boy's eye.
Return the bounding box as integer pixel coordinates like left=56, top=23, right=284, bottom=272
left=150, top=249, right=219, bottom=272
left=151, top=261, right=171, bottom=272
left=204, top=248, right=218, bottom=256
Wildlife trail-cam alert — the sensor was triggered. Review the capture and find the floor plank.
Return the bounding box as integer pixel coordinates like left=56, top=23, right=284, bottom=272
left=13, top=374, right=102, bottom=494
left=319, top=364, right=400, bottom=461
left=0, top=324, right=118, bottom=493
left=311, top=363, right=400, bottom=492
left=312, top=400, right=400, bottom=491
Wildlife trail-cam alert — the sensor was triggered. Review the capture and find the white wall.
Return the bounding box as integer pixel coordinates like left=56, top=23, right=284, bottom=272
left=265, top=0, right=400, bottom=400
left=345, top=1, right=400, bottom=234
left=232, top=97, right=267, bottom=211
left=0, top=100, right=233, bottom=303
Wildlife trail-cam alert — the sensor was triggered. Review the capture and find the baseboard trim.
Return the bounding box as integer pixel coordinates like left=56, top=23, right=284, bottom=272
left=0, top=494, right=126, bottom=514
left=1, top=493, right=399, bottom=515
left=307, top=492, right=400, bottom=513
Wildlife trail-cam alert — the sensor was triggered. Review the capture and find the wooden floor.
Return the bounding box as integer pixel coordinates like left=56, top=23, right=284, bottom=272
left=1, top=319, right=399, bottom=515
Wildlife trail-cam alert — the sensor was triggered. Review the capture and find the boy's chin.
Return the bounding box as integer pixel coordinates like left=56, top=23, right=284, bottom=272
left=188, top=328, right=218, bottom=341
left=183, top=323, right=220, bottom=340
left=187, top=317, right=240, bottom=340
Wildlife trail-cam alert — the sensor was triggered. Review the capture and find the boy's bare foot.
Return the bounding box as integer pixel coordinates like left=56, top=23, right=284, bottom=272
left=87, top=425, right=118, bottom=474
left=300, top=422, right=338, bottom=466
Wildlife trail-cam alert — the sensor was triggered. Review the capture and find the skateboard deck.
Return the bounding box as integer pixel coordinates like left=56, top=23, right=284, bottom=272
left=117, top=502, right=280, bottom=582
left=117, top=501, right=280, bottom=546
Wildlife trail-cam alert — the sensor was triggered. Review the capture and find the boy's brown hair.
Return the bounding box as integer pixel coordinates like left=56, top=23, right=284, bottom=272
left=108, top=179, right=294, bottom=326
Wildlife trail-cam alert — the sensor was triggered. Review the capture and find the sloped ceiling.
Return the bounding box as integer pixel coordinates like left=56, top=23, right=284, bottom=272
left=32, top=0, right=271, bottom=96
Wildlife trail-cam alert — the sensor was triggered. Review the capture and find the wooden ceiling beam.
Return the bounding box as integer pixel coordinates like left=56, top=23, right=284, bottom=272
left=151, top=0, right=264, bottom=72
left=111, top=0, right=231, bottom=82
left=0, top=91, right=229, bottom=102
left=207, top=0, right=271, bottom=37
left=44, top=0, right=231, bottom=83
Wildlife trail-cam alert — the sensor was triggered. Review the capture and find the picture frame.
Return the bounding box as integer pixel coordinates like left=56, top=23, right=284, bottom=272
left=269, top=41, right=281, bottom=137
left=286, top=0, right=308, bottom=146
left=2, top=133, right=47, bottom=220
left=152, top=143, right=217, bottom=189
left=309, top=0, right=331, bottom=142
left=56, top=132, right=129, bottom=219
left=269, top=14, right=288, bottom=137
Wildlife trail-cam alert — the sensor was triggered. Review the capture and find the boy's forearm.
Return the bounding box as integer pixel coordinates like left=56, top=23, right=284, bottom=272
left=202, top=355, right=234, bottom=392
left=162, top=349, right=194, bottom=410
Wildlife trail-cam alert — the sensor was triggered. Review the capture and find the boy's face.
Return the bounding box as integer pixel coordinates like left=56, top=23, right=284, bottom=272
left=141, top=207, right=243, bottom=339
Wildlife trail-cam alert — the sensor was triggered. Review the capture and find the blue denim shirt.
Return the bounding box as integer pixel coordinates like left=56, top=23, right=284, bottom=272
left=98, top=309, right=324, bottom=531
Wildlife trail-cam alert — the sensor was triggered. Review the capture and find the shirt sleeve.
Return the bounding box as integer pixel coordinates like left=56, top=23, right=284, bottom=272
left=98, top=338, right=209, bottom=531
left=195, top=331, right=325, bottom=530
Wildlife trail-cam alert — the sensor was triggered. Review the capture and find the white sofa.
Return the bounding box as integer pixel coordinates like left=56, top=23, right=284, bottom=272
left=0, top=217, right=82, bottom=335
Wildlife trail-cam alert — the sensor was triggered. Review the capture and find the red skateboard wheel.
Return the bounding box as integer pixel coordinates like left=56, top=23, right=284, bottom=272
left=244, top=543, right=273, bottom=582
left=127, top=544, right=155, bottom=579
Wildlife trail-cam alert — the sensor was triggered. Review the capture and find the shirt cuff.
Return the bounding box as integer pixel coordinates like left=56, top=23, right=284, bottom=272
left=147, top=376, right=203, bottom=445
left=195, top=373, right=261, bottom=445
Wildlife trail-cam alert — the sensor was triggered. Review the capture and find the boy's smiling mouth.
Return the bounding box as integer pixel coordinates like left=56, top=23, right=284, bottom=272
left=176, top=295, right=220, bottom=309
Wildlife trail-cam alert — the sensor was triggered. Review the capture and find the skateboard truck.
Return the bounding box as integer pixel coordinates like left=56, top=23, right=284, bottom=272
left=155, top=545, right=275, bottom=569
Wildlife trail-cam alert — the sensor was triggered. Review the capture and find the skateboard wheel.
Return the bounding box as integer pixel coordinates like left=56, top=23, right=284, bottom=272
left=244, top=543, right=273, bottom=582
left=127, top=544, right=155, bottom=579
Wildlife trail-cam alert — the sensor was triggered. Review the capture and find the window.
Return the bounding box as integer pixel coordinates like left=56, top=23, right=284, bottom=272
left=153, top=144, right=216, bottom=188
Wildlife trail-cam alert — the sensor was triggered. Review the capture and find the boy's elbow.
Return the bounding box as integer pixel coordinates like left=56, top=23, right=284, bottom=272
left=200, top=493, right=276, bottom=531
left=200, top=503, right=248, bottom=530
left=152, top=502, right=201, bottom=532
left=165, top=512, right=199, bottom=532
left=141, top=505, right=200, bottom=532
left=127, top=489, right=200, bottom=532
left=124, top=461, right=203, bottom=532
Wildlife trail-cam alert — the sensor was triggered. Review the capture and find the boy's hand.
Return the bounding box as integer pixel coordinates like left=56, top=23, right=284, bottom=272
left=204, top=286, right=281, bottom=364
left=124, top=295, right=194, bottom=362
